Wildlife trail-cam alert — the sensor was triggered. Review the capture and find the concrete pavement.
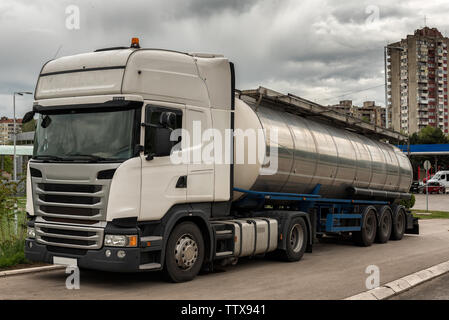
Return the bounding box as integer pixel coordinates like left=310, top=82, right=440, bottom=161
left=0, top=219, right=449, bottom=300
left=414, top=193, right=449, bottom=211
left=390, top=272, right=449, bottom=300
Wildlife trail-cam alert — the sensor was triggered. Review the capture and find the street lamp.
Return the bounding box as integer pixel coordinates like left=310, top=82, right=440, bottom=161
left=384, top=45, right=406, bottom=130
left=13, top=91, right=32, bottom=181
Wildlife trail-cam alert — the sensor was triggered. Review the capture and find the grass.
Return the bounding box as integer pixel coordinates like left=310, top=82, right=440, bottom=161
left=0, top=239, right=27, bottom=269
left=412, top=209, right=449, bottom=219
left=0, top=197, right=29, bottom=269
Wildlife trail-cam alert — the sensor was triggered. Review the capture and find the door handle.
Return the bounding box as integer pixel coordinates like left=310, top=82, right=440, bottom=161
left=176, top=176, right=187, bottom=188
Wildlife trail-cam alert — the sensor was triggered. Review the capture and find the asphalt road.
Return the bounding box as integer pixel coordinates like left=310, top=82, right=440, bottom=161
left=1, top=219, right=449, bottom=300
left=414, top=193, right=449, bottom=211
left=390, top=272, right=449, bottom=300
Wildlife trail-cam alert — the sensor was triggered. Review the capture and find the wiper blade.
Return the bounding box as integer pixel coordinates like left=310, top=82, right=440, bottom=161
left=33, top=155, right=66, bottom=161
left=64, top=154, right=109, bottom=162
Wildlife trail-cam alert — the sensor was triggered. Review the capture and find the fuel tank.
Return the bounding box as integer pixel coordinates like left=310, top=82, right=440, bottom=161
left=233, top=98, right=413, bottom=198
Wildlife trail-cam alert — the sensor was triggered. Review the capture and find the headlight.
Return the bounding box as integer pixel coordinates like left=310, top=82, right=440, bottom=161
left=104, top=235, right=137, bottom=247
left=27, top=227, right=36, bottom=239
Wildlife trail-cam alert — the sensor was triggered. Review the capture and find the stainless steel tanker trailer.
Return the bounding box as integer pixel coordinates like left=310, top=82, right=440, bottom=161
left=24, top=40, right=419, bottom=282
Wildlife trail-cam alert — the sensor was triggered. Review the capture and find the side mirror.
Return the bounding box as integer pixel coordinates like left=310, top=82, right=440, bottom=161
left=22, top=111, right=35, bottom=124
left=41, top=115, right=52, bottom=128
left=153, top=127, right=173, bottom=157
left=145, top=127, right=173, bottom=160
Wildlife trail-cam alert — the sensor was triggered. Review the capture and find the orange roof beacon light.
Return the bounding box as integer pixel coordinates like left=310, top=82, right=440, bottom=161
left=131, top=37, right=140, bottom=49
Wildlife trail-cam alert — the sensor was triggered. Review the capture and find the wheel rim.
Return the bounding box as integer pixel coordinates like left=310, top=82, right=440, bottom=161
left=290, top=224, right=304, bottom=253
left=381, top=212, right=391, bottom=234
left=174, top=234, right=198, bottom=270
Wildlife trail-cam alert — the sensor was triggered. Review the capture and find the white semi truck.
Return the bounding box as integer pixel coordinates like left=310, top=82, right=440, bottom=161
left=24, top=39, right=419, bottom=282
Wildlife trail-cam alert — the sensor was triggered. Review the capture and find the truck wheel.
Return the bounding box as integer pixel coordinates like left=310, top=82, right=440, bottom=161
left=164, top=222, right=204, bottom=283
left=376, top=207, right=392, bottom=244
left=353, top=208, right=377, bottom=247
left=391, top=208, right=406, bottom=241
left=281, top=217, right=308, bottom=262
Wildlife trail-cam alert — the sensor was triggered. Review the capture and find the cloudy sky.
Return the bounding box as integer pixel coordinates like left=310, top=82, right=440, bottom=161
left=1, top=0, right=449, bottom=117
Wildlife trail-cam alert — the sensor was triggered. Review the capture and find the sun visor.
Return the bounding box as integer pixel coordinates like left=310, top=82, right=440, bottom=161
left=35, top=50, right=134, bottom=100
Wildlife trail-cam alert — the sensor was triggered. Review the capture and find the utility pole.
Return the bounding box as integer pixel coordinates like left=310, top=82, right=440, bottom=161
left=384, top=46, right=389, bottom=129
left=13, top=91, right=32, bottom=181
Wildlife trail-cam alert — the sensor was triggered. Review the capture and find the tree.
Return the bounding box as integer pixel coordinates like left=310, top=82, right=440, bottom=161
left=21, top=119, right=36, bottom=133
left=361, top=116, right=371, bottom=124
left=0, top=156, right=13, bottom=175
left=408, top=126, right=449, bottom=180
left=409, top=126, right=448, bottom=144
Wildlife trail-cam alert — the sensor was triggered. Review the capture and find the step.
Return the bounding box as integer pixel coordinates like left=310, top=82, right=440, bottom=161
left=139, top=263, right=162, bottom=270
left=216, top=233, right=234, bottom=241
left=215, top=230, right=232, bottom=235
left=215, top=251, right=233, bottom=257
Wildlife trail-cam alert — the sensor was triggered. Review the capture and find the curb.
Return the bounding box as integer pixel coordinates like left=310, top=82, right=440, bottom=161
left=345, top=260, right=449, bottom=300
left=0, top=265, right=65, bottom=278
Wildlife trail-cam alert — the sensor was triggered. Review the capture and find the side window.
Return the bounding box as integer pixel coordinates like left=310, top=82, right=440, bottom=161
left=441, top=174, right=446, bottom=181
left=144, top=106, right=182, bottom=156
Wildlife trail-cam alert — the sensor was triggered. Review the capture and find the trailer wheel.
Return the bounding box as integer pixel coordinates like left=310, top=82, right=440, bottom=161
left=353, top=208, right=377, bottom=247
left=391, top=208, right=406, bottom=241
left=376, top=207, right=392, bottom=244
left=164, top=222, right=205, bottom=283
left=281, top=217, right=308, bottom=262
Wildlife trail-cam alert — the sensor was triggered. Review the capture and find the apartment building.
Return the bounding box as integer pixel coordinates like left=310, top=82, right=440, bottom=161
left=387, top=27, right=449, bottom=135
left=0, top=117, right=22, bottom=144
left=329, top=100, right=386, bottom=127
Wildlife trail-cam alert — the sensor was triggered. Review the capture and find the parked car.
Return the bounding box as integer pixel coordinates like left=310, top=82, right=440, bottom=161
left=426, top=171, right=449, bottom=189
left=422, top=181, right=446, bottom=194
left=410, top=181, right=423, bottom=193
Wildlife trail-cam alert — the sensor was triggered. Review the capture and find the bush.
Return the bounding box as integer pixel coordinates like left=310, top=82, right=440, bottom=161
left=0, top=176, right=28, bottom=269
left=400, top=194, right=416, bottom=209
left=0, top=239, right=27, bottom=268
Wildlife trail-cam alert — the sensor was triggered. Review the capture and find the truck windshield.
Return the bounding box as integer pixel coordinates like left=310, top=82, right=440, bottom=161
left=33, top=107, right=140, bottom=162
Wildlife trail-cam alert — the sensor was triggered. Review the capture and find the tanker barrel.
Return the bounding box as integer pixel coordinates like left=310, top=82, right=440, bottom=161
left=233, top=94, right=413, bottom=201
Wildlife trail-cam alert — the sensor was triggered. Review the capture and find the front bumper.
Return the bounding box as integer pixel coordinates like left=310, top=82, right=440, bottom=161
left=25, top=239, right=162, bottom=273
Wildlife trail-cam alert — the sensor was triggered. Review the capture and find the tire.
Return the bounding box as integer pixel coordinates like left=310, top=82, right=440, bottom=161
left=391, top=208, right=406, bottom=241
left=353, top=208, right=377, bottom=247
left=279, top=217, right=308, bottom=262
left=164, top=222, right=205, bottom=283
left=376, top=207, right=392, bottom=244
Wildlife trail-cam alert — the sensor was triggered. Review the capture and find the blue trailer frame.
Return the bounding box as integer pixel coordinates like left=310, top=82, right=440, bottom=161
left=234, top=185, right=390, bottom=234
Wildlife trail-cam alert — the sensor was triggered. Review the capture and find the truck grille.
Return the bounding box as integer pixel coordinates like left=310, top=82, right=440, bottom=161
left=34, top=183, right=107, bottom=221
left=35, top=223, right=104, bottom=249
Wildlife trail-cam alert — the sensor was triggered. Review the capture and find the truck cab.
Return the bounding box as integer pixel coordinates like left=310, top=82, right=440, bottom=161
left=25, top=41, right=237, bottom=281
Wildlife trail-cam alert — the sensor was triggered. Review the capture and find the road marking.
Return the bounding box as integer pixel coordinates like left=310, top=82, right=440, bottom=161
left=345, top=260, right=449, bottom=300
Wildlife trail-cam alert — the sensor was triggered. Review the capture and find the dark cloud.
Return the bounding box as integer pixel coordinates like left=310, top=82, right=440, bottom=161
left=1, top=0, right=449, bottom=117
left=185, top=0, right=260, bottom=17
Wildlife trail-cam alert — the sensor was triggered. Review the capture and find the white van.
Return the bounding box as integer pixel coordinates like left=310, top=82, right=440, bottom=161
left=427, top=171, right=449, bottom=190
